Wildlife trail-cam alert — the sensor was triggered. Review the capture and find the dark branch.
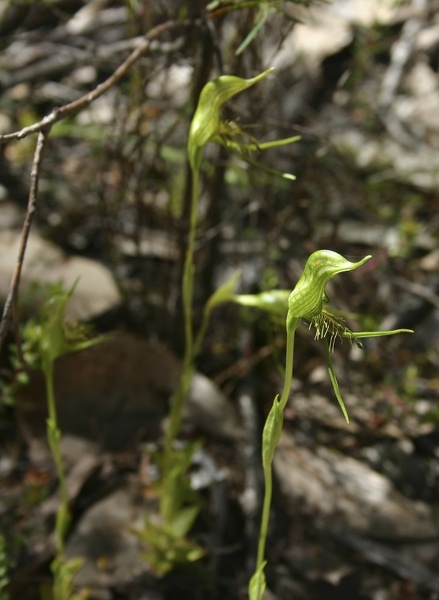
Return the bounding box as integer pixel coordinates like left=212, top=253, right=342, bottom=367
left=0, top=129, right=49, bottom=355
left=0, top=20, right=184, bottom=144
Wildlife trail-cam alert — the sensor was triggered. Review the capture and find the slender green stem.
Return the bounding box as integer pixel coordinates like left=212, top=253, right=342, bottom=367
left=164, top=163, right=200, bottom=457
left=253, top=317, right=299, bottom=588
left=44, top=362, right=69, bottom=554
left=279, top=317, right=299, bottom=411
left=182, top=165, right=199, bottom=362
left=45, top=365, right=68, bottom=506
left=255, top=450, right=273, bottom=572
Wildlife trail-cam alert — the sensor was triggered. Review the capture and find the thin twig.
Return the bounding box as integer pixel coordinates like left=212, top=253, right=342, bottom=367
left=0, top=19, right=182, bottom=143
left=0, top=129, right=49, bottom=356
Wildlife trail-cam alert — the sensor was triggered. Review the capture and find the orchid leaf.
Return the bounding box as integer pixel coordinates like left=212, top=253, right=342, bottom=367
left=236, top=6, right=268, bottom=55
left=323, top=338, right=350, bottom=423
left=262, top=395, right=283, bottom=469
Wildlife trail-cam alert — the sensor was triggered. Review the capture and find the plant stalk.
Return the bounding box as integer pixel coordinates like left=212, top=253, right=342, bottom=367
left=44, top=362, right=69, bottom=555
left=164, top=162, right=200, bottom=458
left=253, top=317, right=298, bottom=597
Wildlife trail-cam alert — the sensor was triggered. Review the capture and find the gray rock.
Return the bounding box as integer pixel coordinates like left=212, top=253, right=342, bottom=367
left=274, top=431, right=439, bottom=540
left=0, top=229, right=121, bottom=321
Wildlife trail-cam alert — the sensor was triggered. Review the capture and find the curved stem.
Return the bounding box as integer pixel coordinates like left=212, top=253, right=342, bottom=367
left=164, top=163, right=199, bottom=456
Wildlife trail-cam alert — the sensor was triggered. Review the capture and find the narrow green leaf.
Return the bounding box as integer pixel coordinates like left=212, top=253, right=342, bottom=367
left=262, top=396, right=283, bottom=469
left=236, top=6, right=268, bottom=55
left=323, top=339, right=350, bottom=423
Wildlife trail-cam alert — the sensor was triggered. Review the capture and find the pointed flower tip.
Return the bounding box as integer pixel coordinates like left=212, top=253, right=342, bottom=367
left=307, top=250, right=371, bottom=274
left=254, top=67, right=275, bottom=80
left=355, top=254, right=372, bottom=268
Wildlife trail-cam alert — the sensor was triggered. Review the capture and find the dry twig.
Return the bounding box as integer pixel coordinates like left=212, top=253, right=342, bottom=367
left=0, top=129, right=49, bottom=355
left=0, top=19, right=182, bottom=144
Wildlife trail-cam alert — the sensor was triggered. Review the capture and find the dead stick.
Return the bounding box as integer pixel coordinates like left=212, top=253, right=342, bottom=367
left=0, top=129, right=49, bottom=355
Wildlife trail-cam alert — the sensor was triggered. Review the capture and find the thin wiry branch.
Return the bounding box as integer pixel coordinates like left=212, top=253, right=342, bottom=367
left=0, top=19, right=186, bottom=144
left=0, top=129, right=49, bottom=355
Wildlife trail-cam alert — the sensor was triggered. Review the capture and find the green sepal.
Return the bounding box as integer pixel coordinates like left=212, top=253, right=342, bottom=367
left=340, top=328, right=414, bottom=340
left=219, top=133, right=300, bottom=180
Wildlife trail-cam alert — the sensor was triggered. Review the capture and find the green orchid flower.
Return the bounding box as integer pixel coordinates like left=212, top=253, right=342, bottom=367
left=187, top=68, right=299, bottom=177
left=248, top=249, right=413, bottom=600
left=286, top=250, right=413, bottom=422
left=234, top=250, right=413, bottom=423
left=188, top=69, right=272, bottom=169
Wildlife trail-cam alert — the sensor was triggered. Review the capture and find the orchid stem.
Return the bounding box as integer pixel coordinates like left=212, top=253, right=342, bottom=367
left=164, top=161, right=199, bottom=459
left=252, top=317, right=299, bottom=599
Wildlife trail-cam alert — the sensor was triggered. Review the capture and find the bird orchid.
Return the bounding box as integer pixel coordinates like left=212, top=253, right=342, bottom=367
left=242, top=250, right=413, bottom=600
